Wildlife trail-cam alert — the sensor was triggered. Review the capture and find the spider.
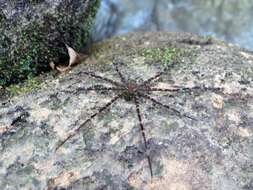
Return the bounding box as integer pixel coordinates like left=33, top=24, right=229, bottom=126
left=55, top=61, right=223, bottom=177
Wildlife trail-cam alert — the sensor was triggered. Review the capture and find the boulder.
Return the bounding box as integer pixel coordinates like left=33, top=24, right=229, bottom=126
left=0, top=32, right=253, bottom=190
left=0, top=0, right=100, bottom=87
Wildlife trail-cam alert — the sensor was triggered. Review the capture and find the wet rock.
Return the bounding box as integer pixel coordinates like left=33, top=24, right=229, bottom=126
left=0, top=32, right=253, bottom=190
left=93, top=0, right=253, bottom=50
left=0, top=0, right=100, bottom=87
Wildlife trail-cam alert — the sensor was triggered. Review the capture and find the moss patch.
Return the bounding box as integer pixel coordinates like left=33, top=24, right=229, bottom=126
left=6, top=77, right=42, bottom=96
left=0, top=0, right=100, bottom=88
left=141, top=47, right=180, bottom=68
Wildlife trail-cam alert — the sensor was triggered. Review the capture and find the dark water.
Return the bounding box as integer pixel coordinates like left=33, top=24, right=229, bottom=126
left=92, top=0, right=253, bottom=50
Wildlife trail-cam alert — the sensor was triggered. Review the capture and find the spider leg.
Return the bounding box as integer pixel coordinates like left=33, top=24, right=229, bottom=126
left=136, top=61, right=179, bottom=90
left=138, top=93, right=197, bottom=121
left=139, top=86, right=223, bottom=93
left=55, top=93, right=123, bottom=152
left=138, top=87, right=179, bottom=92
left=137, top=72, right=164, bottom=90
left=113, top=62, right=128, bottom=87
left=61, top=86, right=125, bottom=94
left=79, top=71, right=125, bottom=87
left=77, top=86, right=125, bottom=92
left=168, top=86, right=224, bottom=93
left=133, top=96, right=153, bottom=177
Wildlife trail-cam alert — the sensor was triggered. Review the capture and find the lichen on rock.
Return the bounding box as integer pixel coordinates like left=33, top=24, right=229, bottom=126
left=0, top=0, right=100, bottom=87
left=0, top=32, right=253, bottom=190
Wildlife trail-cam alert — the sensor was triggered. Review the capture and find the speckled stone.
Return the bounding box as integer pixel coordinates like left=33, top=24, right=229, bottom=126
left=0, top=32, right=253, bottom=190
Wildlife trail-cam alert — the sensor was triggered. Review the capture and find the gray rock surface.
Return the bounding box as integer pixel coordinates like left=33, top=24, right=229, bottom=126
left=0, top=32, right=253, bottom=190
left=93, top=0, right=253, bottom=50
left=0, top=0, right=99, bottom=86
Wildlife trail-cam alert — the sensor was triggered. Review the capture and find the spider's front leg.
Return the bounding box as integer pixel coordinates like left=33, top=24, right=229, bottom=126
left=78, top=71, right=125, bottom=88
left=133, top=96, right=153, bottom=177
left=138, top=93, right=197, bottom=120
left=113, top=61, right=128, bottom=87
left=61, top=85, right=125, bottom=95
left=139, top=85, right=224, bottom=94
left=55, top=93, right=124, bottom=152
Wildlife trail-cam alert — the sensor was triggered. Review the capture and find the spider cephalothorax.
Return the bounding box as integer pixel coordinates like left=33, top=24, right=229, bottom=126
left=121, top=81, right=138, bottom=101
left=55, top=61, right=223, bottom=177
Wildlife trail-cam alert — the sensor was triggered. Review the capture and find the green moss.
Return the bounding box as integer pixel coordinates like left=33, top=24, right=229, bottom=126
left=0, top=0, right=100, bottom=88
left=141, top=47, right=180, bottom=68
left=6, top=77, right=42, bottom=96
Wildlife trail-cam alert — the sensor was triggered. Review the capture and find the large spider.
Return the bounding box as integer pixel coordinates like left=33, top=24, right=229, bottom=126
left=55, top=61, right=223, bottom=177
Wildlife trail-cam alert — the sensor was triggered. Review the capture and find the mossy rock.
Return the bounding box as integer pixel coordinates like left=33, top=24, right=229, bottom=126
left=0, top=0, right=100, bottom=87
left=0, top=32, right=253, bottom=189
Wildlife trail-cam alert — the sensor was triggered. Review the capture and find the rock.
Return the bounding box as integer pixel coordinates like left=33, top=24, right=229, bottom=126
left=0, top=32, right=253, bottom=190
left=0, top=0, right=100, bottom=87
left=93, top=0, right=253, bottom=50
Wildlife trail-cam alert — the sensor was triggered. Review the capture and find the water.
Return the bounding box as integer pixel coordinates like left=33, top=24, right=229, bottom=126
left=92, top=0, right=253, bottom=50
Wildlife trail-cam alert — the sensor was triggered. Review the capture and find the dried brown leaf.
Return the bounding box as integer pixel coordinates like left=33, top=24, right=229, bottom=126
left=49, top=45, right=88, bottom=73
left=65, top=44, right=87, bottom=67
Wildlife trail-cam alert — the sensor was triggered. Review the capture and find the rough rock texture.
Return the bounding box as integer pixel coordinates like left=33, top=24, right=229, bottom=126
left=0, top=0, right=100, bottom=87
left=93, top=0, right=253, bottom=50
left=0, top=32, right=253, bottom=190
